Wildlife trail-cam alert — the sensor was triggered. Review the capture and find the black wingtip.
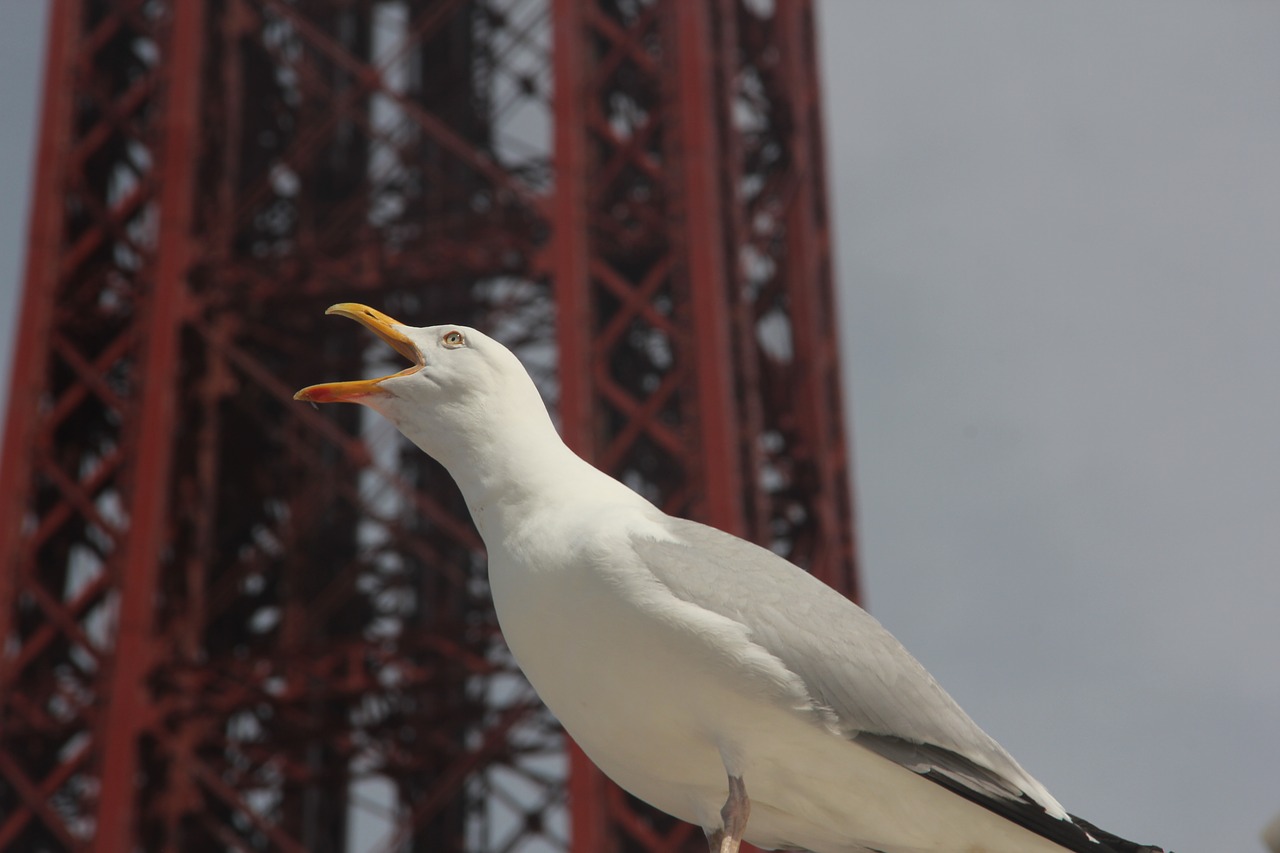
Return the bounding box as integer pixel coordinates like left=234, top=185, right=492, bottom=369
left=854, top=733, right=1168, bottom=852
left=1068, top=814, right=1168, bottom=853
left=925, top=769, right=1167, bottom=853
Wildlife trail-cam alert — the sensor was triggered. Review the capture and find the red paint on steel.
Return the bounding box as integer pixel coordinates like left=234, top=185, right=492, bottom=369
left=0, top=1, right=856, bottom=850
left=776, top=2, right=860, bottom=599
left=671, top=0, right=746, bottom=536
left=93, top=1, right=206, bottom=848
left=0, top=3, right=83, bottom=846
left=0, top=0, right=77, bottom=654
left=551, top=0, right=594, bottom=458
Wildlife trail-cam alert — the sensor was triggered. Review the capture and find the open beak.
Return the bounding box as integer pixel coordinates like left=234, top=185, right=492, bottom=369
left=294, top=303, right=422, bottom=404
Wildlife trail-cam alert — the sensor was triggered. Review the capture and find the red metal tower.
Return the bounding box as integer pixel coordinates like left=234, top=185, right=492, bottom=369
left=0, top=1, right=857, bottom=851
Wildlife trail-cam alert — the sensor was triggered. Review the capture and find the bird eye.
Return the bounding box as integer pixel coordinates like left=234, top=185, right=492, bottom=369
left=443, top=330, right=465, bottom=348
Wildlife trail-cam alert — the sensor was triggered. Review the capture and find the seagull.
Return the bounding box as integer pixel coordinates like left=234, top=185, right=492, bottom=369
left=296, top=303, right=1166, bottom=853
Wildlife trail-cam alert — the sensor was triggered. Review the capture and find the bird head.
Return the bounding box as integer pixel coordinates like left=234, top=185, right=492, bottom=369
left=294, top=303, right=543, bottom=455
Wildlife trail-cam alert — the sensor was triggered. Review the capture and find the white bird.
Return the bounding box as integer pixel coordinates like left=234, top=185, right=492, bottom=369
left=296, top=303, right=1165, bottom=853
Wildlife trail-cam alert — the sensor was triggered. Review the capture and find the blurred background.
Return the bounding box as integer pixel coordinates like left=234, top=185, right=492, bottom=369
left=1, top=2, right=1277, bottom=852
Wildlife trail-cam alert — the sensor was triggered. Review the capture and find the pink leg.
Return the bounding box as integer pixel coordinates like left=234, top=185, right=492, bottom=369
left=705, top=774, right=750, bottom=853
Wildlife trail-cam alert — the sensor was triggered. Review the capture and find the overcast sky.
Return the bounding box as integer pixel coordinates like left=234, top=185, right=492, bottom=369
left=1, top=3, right=1277, bottom=853
left=820, top=4, right=1280, bottom=852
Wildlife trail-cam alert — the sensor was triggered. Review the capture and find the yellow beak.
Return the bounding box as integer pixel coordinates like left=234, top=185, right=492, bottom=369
left=294, top=303, right=422, bottom=404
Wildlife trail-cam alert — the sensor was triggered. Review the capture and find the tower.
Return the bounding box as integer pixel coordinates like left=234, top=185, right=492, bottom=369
left=0, top=2, right=856, bottom=851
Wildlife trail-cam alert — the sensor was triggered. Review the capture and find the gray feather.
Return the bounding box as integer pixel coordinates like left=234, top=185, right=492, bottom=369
left=633, top=516, right=1059, bottom=814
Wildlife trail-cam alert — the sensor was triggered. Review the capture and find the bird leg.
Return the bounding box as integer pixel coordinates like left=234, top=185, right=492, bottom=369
left=705, top=774, right=750, bottom=853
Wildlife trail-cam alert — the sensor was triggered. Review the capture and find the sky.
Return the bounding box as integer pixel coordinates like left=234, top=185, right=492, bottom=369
left=1, top=3, right=1277, bottom=852
left=818, top=4, right=1280, bottom=852
left=0, top=3, right=45, bottom=405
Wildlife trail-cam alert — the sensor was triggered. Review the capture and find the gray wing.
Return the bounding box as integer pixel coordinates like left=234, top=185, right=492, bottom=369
left=632, top=516, right=1064, bottom=816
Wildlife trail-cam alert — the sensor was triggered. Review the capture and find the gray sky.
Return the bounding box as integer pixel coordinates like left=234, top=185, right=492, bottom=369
left=0, top=2, right=44, bottom=404
left=820, top=4, right=1280, bottom=852
left=1, top=3, right=1276, bottom=852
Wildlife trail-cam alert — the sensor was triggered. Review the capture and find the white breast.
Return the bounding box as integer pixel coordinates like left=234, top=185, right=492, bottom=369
left=483, top=507, right=1068, bottom=853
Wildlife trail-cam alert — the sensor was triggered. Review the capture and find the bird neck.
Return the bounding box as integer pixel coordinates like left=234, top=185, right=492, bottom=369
left=392, top=392, right=634, bottom=542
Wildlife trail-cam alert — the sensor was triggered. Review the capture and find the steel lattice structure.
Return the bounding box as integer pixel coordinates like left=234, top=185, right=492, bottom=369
left=0, top=1, right=857, bottom=851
